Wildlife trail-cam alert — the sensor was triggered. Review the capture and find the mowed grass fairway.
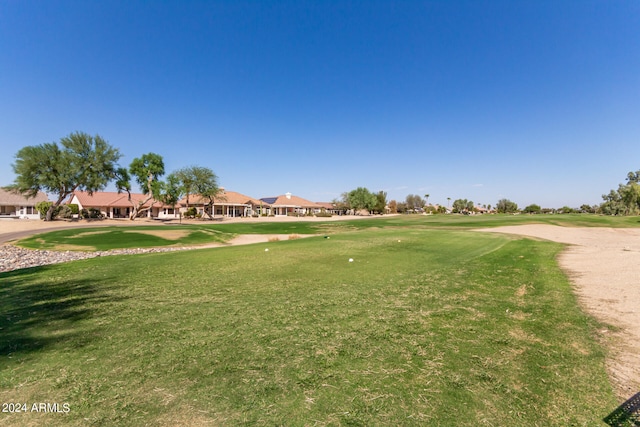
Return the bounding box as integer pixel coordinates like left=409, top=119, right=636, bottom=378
left=0, top=216, right=626, bottom=426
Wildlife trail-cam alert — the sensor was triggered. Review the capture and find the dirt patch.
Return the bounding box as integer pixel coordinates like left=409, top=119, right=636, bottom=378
left=71, top=230, right=110, bottom=237
left=479, top=224, right=640, bottom=399
left=52, top=244, right=97, bottom=251
left=225, top=234, right=316, bottom=246
left=124, top=229, right=190, bottom=240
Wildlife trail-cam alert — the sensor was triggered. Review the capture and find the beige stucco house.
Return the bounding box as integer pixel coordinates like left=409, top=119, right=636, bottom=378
left=260, top=193, right=322, bottom=216
left=179, top=189, right=268, bottom=218
left=69, top=191, right=178, bottom=219
left=0, top=187, right=49, bottom=219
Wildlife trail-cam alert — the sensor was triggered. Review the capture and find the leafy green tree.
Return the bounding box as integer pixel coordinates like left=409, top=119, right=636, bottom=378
left=7, top=132, right=121, bottom=221
left=405, top=194, right=425, bottom=212
left=332, top=196, right=349, bottom=215
left=627, top=170, right=640, bottom=184
left=396, top=201, right=408, bottom=214
left=374, top=191, right=387, bottom=214
left=172, top=166, right=203, bottom=209
left=347, top=187, right=377, bottom=214
left=452, top=198, right=474, bottom=213
left=600, top=170, right=640, bottom=215
left=600, top=189, right=625, bottom=215
left=191, top=167, right=221, bottom=219
left=579, top=204, right=595, bottom=214
left=388, top=199, right=398, bottom=214
left=619, top=181, right=640, bottom=215
left=35, top=201, right=56, bottom=220
left=116, top=153, right=165, bottom=220
left=162, top=172, right=184, bottom=215
left=523, top=204, right=541, bottom=214
left=496, top=198, right=518, bottom=214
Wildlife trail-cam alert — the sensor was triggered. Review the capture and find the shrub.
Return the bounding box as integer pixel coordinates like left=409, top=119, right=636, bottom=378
left=81, top=208, right=102, bottom=219
left=35, top=201, right=60, bottom=220
left=523, top=204, right=541, bottom=214
left=58, top=205, right=75, bottom=219
left=316, top=211, right=332, bottom=217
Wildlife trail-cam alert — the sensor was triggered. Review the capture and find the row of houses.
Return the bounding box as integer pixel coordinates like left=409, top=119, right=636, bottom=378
left=0, top=187, right=340, bottom=220
left=70, top=189, right=342, bottom=219
left=0, top=188, right=493, bottom=220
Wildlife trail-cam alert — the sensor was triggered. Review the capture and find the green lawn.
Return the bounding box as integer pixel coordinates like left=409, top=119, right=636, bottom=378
left=0, top=215, right=630, bottom=425
left=16, top=213, right=640, bottom=252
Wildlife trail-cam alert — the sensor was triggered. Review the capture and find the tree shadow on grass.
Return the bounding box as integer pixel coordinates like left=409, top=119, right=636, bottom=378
left=0, top=265, right=126, bottom=360
left=604, top=392, right=640, bottom=426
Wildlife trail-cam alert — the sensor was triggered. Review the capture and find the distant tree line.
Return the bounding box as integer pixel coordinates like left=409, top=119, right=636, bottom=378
left=335, top=172, right=640, bottom=217
left=8, top=132, right=640, bottom=219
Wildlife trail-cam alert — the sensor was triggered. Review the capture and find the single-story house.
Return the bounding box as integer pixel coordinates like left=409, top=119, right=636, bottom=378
left=69, top=191, right=178, bottom=219
left=316, top=202, right=345, bottom=215
left=260, top=193, right=322, bottom=216
left=180, top=189, right=268, bottom=218
left=0, top=187, right=49, bottom=219
left=474, top=205, right=489, bottom=214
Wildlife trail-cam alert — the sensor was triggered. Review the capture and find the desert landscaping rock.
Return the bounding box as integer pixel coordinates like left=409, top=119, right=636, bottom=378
left=0, top=244, right=194, bottom=273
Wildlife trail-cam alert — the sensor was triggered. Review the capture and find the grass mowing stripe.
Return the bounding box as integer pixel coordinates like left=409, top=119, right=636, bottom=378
left=0, top=226, right=618, bottom=426
left=17, top=226, right=233, bottom=251
left=15, top=213, right=640, bottom=251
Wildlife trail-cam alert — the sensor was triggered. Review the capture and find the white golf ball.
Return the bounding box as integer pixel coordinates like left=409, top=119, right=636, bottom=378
left=265, top=248, right=269, bottom=252
left=348, top=258, right=354, bottom=262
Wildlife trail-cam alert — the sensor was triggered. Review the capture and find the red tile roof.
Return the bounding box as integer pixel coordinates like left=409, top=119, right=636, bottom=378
left=316, top=202, right=337, bottom=210
left=71, top=191, right=164, bottom=208
left=179, top=190, right=266, bottom=207
left=268, top=194, right=321, bottom=208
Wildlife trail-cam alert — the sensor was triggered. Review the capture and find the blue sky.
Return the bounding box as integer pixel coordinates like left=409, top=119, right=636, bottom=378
left=1, top=1, right=639, bottom=208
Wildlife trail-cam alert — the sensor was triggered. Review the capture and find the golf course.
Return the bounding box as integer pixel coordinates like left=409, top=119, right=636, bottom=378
left=1, top=214, right=638, bottom=426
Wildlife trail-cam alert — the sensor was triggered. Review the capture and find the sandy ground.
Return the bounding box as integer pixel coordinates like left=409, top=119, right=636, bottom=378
left=479, top=225, right=640, bottom=399
left=1, top=218, right=638, bottom=398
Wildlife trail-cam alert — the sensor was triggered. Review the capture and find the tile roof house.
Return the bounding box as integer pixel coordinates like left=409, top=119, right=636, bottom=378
left=0, top=187, right=49, bottom=219
left=315, top=201, right=347, bottom=215
left=260, top=193, right=321, bottom=216
left=69, top=191, right=177, bottom=219
left=179, top=189, right=267, bottom=218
